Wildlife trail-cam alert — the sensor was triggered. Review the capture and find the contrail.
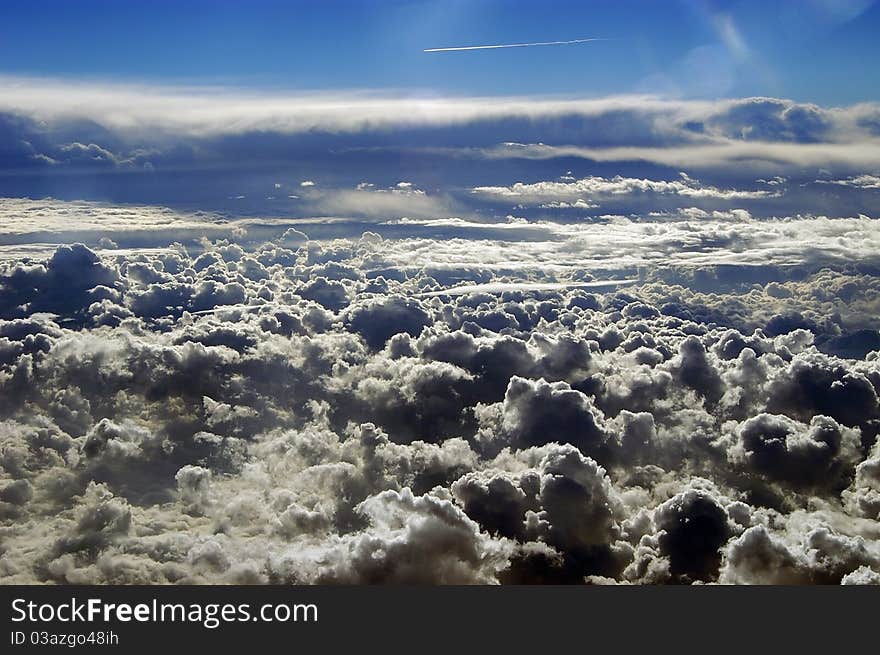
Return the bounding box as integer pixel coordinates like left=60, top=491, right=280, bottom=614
left=424, top=37, right=604, bottom=53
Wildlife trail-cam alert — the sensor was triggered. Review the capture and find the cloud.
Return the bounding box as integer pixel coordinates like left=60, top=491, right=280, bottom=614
left=1, top=77, right=880, bottom=221
left=1, top=77, right=879, bottom=160
left=730, top=413, right=862, bottom=491
left=344, top=295, right=432, bottom=349
left=481, top=140, right=880, bottom=173
left=492, top=376, right=610, bottom=456
left=472, top=173, right=777, bottom=206
left=301, top=183, right=456, bottom=220
left=816, top=174, right=880, bottom=190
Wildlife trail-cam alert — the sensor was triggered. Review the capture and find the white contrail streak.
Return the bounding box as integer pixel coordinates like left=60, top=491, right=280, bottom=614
left=424, top=37, right=604, bottom=53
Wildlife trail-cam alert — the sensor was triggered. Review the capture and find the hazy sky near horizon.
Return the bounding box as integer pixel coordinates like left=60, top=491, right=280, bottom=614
left=1, top=0, right=878, bottom=103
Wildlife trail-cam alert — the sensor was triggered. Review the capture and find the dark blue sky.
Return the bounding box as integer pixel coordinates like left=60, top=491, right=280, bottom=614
left=1, top=0, right=878, bottom=103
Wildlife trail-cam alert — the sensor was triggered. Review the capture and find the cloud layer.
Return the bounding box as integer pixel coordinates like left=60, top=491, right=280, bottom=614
left=0, top=196, right=878, bottom=584
left=1, top=78, right=879, bottom=219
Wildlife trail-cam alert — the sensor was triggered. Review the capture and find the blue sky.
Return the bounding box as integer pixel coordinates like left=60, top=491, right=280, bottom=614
left=1, top=0, right=878, bottom=103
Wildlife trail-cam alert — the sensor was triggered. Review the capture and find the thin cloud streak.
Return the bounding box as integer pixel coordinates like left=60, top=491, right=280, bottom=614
left=424, top=37, right=604, bottom=53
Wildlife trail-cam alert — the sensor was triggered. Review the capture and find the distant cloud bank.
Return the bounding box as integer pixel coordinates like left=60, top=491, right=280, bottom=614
left=0, top=77, right=878, bottom=219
